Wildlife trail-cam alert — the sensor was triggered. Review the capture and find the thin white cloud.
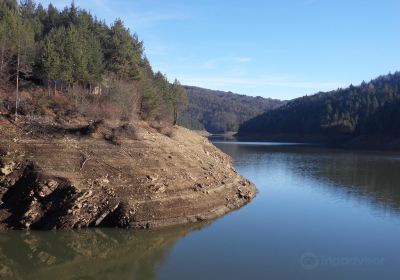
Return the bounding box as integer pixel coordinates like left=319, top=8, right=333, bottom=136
left=129, top=12, right=188, bottom=26
left=234, top=57, right=253, bottom=63
left=178, top=75, right=344, bottom=91
left=200, top=56, right=253, bottom=69
left=145, top=44, right=170, bottom=56
left=202, top=59, right=219, bottom=69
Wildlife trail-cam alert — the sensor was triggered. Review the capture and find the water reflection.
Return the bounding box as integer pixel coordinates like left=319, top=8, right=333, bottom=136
left=2, top=142, right=400, bottom=280
left=215, top=142, right=400, bottom=214
left=0, top=222, right=209, bottom=280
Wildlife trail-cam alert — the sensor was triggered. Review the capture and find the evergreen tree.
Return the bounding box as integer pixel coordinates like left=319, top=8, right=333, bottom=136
left=2, top=0, right=17, bottom=11
left=43, top=4, right=59, bottom=35
left=107, top=19, right=142, bottom=80
left=238, top=73, right=400, bottom=138
left=11, top=13, right=35, bottom=119
left=0, top=1, right=190, bottom=124
left=41, top=29, right=61, bottom=94
left=154, top=71, right=174, bottom=121
left=140, top=77, right=162, bottom=119
left=20, top=0, right=43, bottom=41
left=0, top=9, right=9, bottom=77
left=86, top=34, right=104, bottom=89
left=0, top=2, right=16, bottom=78
left=171, top=79, right=188, bottom=125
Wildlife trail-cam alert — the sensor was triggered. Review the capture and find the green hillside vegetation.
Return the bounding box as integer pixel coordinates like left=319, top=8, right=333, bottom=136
left=0, top=0, right=187, bottom=124
left=179, top=86, right=283, bottom=133
left=238, top=72, right=400, bottom=142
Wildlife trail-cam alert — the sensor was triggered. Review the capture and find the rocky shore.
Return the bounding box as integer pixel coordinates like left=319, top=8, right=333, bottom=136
left=0, top=116, right=256, bottom=230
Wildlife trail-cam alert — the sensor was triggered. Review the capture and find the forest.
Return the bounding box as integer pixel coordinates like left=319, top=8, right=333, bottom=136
left=0, top=0, right=188, bottom=124
left=238, top=72, right=400, bottom=139
left=179, top=86, right=282, bottom=133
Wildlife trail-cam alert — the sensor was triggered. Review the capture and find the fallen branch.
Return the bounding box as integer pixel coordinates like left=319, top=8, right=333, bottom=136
left=120, top=148, right=134, bottom=159
left=80, top=154, right=91, bottom=170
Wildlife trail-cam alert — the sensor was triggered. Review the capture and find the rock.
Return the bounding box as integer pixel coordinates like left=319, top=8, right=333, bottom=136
left=0, top=120, right=256, bottom=230
left=146, top=174, right=158, bottom=181
left=155, top=185, right=166, bottom=194
left=101, top=178, right=110, bottom=184
left=237, top=187, right=252, bottom=200
left=37, top=180, right=58, bottom=197
left=0, top=162, right=16, bottom=176
left=193, top=183, right=203, bottom=192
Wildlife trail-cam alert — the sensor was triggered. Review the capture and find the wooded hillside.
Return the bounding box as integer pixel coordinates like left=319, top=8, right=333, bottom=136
left=0, top=0, right=187, bottom=124
left=238, top=72, right=400, bottom=142
left=179, top=86, right=283, bottom=133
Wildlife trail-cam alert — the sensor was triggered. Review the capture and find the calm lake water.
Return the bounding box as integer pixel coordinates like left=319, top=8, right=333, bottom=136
left=1, top=142, right=400, bottom=279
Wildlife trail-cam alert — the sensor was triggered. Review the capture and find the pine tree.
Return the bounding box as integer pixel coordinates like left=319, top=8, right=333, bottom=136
left=86, top=34, right=104, bottom=89
left=140, top=77, right=162, bottom=119
left=0, top=3, right=16, bottom=80
left=0, top=10, right=9, bottom=77
left=12, top=16, right=35, bottom=119
left=20, top=0, right=43, bottom=41
left=68, top=24, right=88, bottom=85
left=154, top=71, right=174, bottom=121
left=43, top=4, right=59, bottom=35
left=0, top=0, right=190, bottom=124
left=2, top=0, right=17, bottom=11
left=41, top=31, right=61, bottom=94
left=171, top=79, right=188, bottom=125
left=107, top=19, right=142, bottom=80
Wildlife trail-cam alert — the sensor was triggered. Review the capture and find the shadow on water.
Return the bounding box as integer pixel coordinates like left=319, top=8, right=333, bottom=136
left=214, top=142, right=400, bottom=214
left=0, top=222, right=210, bottom=280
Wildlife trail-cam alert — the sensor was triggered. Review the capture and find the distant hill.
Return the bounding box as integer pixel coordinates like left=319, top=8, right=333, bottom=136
left=179, top=86, right=283, bottom=133
left=237, top=72, right=400, bottom=149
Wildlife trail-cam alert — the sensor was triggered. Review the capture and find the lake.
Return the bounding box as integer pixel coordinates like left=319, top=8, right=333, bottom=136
left=1, top=142, right=400, bottom=279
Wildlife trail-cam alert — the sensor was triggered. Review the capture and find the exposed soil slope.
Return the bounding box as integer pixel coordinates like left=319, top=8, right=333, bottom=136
left=0, top=116, right=256, bottom=230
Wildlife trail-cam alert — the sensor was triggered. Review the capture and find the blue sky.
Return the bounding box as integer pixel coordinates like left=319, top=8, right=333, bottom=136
left=39, top=0, right=400, bottom=100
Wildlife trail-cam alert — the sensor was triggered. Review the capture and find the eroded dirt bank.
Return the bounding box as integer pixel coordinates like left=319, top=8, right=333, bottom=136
left=0, top=117, right=256, bottom=230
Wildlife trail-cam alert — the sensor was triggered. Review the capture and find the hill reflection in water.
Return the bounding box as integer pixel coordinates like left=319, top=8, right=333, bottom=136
left=0, top=222, right=209, bottom=280
left=215, top=142, right=400, bottom=215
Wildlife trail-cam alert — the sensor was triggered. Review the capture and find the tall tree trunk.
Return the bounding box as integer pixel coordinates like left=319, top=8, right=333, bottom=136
left=15, top=53, right=20, bottom=121
left=0, top=40, right=5, bottom=73
left=139, top=92, right=144, bottom=116
left=173, top=109, right=178, bottom=126
left=72, top=83, right=78, bottom=107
